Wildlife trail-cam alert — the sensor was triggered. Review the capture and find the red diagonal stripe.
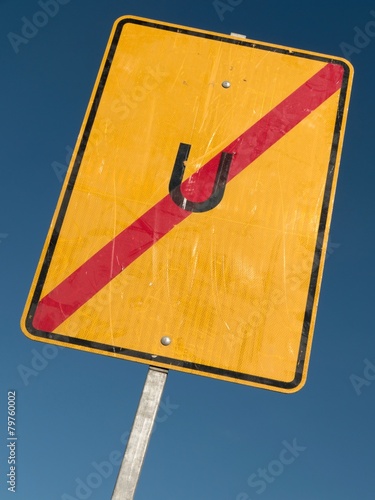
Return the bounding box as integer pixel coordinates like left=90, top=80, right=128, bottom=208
left=33, top=63, right=344, bottom=332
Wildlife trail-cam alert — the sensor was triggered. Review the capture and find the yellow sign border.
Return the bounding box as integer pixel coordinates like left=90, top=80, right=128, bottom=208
left=21, top=16, right=353, bottom=392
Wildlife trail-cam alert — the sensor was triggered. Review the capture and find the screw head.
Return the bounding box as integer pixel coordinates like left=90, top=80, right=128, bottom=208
left=222, top=80, right=231, bottom=88
left=161, top=336, right=172, bottom=346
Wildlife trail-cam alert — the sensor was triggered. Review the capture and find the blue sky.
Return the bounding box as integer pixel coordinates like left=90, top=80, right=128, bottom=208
left=1, top=1, right=375, bottom=499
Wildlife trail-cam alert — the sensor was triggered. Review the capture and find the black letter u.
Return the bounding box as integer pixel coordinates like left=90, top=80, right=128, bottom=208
left=169, top=143, right=233, bottom=213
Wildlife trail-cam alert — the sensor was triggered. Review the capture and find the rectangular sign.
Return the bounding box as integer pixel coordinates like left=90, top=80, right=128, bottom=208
left=21, top=16, right=353, bottom=392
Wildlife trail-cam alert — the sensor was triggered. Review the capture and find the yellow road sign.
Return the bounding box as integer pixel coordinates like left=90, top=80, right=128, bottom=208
left=21, top=16, right=353, bottom=392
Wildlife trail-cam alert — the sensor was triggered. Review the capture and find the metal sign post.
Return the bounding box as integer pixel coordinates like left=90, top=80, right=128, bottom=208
left=112, top=366, right=168, bottom=499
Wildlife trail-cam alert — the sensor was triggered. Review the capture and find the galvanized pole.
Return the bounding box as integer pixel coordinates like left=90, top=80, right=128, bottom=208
left=111, top=366, right=168, bottom=500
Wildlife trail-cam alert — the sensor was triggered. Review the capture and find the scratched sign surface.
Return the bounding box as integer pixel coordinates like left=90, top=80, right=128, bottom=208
left=21, top=17, right=353, bottom=392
